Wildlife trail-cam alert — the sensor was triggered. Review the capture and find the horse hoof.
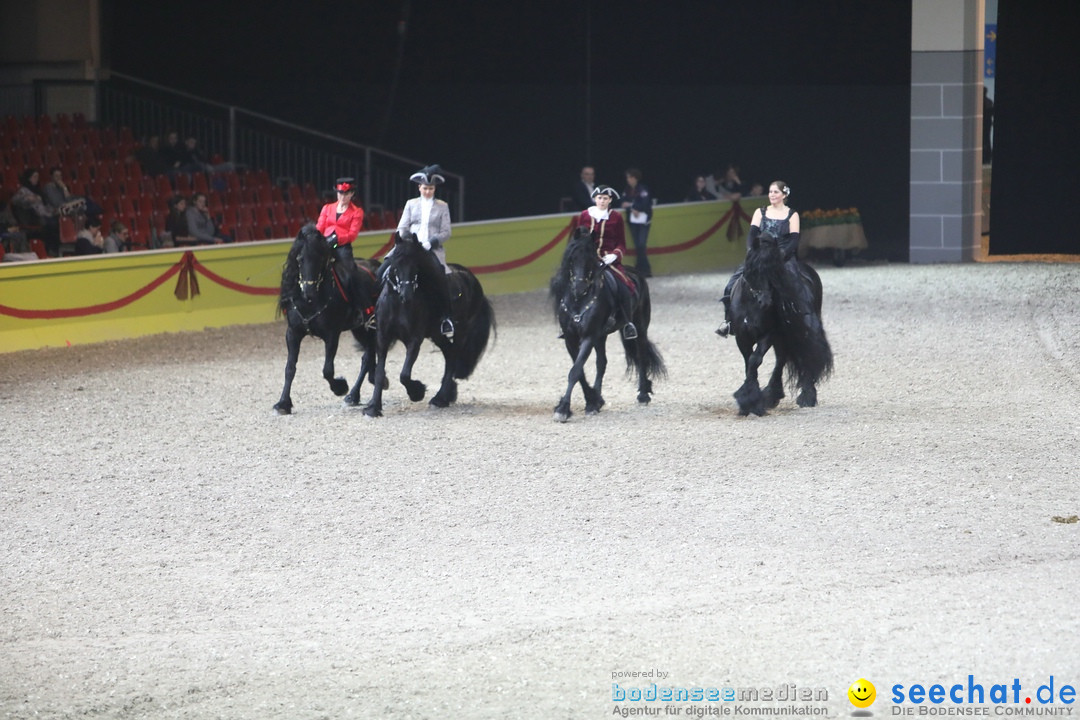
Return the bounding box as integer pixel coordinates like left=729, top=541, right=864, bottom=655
left=796, top=392, right=817, bottom=408
left=553, top=411, right=570, bottom=423
left=362, top=406, right=382, bottom=418
left=404, top=381, right=426, bottom=402
left=585, top=407, right=601, bottom=416
left=637, top=394, right=651, bottom=405
left=273, top=402, right=292, bottom=415
left=330, top=377, right=349, bottom=396
left=343, top=394, right=359, bottom=406
left=429, top=396, right=450, bottom=408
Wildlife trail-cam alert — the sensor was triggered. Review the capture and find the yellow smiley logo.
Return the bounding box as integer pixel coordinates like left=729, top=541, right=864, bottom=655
left=848, top=679, right=876, bottom=708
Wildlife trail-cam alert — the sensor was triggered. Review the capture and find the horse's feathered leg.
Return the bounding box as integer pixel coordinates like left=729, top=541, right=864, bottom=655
left=554, top=335, right=595, bottom=422
left=362, top=332, right=391, bottom=418
left=399, top=335, right=427, bottom=402
left=344, top=330, right=379, bottom=406
left=429, top=334, right=458, bottom=408
left=734, top=332, right=770, bottom=416
left=585, top=336, right=607, bottom=415
left=273, top=324, right=304, bottom=414
left=763, top=337, right=786, bottom=409
left=321, top=331, right=348, bottom=396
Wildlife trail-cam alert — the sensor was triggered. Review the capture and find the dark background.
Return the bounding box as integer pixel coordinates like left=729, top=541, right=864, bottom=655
left=990, top=0, right=1080, bottom=255
left=106, top=1, right=914, bottom=260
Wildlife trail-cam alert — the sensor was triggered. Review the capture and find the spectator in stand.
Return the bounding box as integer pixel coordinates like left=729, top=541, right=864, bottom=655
left=10, top=168, right=60, bottom=256
left=184, top=192, right=231, bottom=244
left=620, top=167, right=654, bottom=278
left=159, top=130, right=186, bottom=176
left=714, top=163, right=745, bottom=200
left=571, top=165, right=597, bottom=211
left=136, top=135, right=170, bottom=177
left=685, top=175, right=718, bottom=202
left=1, top=191, right=31, bottom=254
left=74, top=216, right=105, bottom=255
left=103, top=220, right=130, bottom=253
left=42, top=166, right=102, bottom=220
left=164, top=195, right=190, bottom=245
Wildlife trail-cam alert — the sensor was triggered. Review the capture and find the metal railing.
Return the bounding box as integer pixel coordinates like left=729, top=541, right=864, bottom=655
left=97, top=72, right=464, bottom=220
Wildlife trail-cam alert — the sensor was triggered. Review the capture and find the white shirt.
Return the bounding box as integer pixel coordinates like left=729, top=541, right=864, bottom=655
left=415, top=197, right=434, bottom=244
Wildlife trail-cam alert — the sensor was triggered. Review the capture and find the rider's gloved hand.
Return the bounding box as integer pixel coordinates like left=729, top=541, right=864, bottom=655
left=421, top=239, right=432, bottom=251
left=602, top=253, right=617, bottom=265
left=326, top=232, right=338, bottom=247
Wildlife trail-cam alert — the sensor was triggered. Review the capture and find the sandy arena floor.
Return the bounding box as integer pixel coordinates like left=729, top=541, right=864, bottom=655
left=2, top=262, right=1079, bottom=719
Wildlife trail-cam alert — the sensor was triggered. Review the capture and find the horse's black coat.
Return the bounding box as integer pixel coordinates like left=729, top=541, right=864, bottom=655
left=727, top=232, right=833, bottom=416
left=362, top=231, right=495, bottom=417
left=274, top=224, right=382, bottom=414
left=549, top=225, right=665, bottom=422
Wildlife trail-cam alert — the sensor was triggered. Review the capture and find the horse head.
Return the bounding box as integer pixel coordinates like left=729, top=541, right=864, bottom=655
left=564, top=226, right=603, bottom=300
left=383, top=230, right=421, bottom=302
left=285, top=225, right=334, bottom=304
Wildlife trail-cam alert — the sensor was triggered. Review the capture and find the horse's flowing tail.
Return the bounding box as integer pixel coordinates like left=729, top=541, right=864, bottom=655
left=781, top=306, right=834, bottom=390
left=453, top=295, right=496, bottom=380
left=621, top=278, right=667, bottom=381
left=623, top=334, right=667, bottom=381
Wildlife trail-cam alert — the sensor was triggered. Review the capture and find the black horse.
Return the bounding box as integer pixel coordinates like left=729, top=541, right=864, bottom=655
left=726, top=232, right=833, bottom=416
left=274, top=223, right=382, bottom=414
left=362, top=231, right=495, bottom=417
left=550, top=225, right=665, bottom=422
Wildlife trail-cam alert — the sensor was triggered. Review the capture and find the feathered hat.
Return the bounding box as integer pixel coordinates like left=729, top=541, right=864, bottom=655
left=334, top=177, right=357, bottom=193
left=409, top=164, right=446, bottom=185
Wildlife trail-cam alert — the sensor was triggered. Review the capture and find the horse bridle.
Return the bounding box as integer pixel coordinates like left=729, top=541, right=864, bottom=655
left=384, top=265, right=418, bottom=297
left=561, top=259, right=605, bottom=322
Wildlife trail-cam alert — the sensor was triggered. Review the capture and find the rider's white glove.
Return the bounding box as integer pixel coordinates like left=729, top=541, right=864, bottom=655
left=602, top=253, right=617, bottom=265
left=421, top=239, right=432, bottom=251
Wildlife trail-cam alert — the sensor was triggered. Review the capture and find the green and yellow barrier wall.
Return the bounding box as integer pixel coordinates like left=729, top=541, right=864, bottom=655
left=0, top=200, right=751, bottom=352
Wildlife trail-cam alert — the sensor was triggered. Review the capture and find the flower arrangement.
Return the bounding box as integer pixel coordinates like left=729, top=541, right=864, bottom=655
left=801, top=207, right=861, bottom=229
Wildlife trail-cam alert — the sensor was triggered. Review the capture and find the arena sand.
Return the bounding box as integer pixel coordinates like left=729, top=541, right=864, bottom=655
left=2, top=262, right=1078, bottom=719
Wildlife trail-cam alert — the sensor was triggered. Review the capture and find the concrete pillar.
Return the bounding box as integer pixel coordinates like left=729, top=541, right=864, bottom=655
left=909, top=0, right=984, bottom=262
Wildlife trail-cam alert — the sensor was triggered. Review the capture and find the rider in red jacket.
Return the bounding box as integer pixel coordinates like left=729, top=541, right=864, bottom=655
left=317, top=177, right=365, bottom=264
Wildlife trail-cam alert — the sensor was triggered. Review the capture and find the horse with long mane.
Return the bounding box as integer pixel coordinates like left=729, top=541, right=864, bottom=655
left=549, top=225, right=666, bottom=422
left=362, top=230, right=495, bottom=417
left=274, top=223, right=382, bottom=414
left=726, top=231, right=833, bottom=416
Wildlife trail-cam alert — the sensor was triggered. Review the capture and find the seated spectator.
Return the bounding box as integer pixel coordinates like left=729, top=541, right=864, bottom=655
left=0, top=191, right=30, bottom=254
left=179, top=136, right=212, bottom=175
left=184, top=193, right=231, bottom=244
left=136, top=135, right=171, bottom=177
left=747, top=182, right=765, bottom=197
left=75, top=216, right=105, bottom=255
left=42, top=166, right=102, bottom=220
left=163, top=194, right=190, bottom=245
left=159, top=130, right=186, bottom=176
left=685, top=175, right=718, bottom=202
left=104, top=220, right=130, bottom=253
left=10, top=168, right=60, bottom=256
left=714, top=163, right=745, bottom=200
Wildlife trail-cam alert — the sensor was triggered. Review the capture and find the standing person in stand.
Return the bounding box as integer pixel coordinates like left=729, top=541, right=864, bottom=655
left=621, top=168, right=654, bottom=278
left=316, top=177, right=365, bottom=265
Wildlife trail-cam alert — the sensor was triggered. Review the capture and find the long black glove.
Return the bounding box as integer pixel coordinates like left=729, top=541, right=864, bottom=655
left=326, top=232, right=338, bottom=247
left=746, top=224, right=761, bottom=249
left=780, top=231, right=800, bottom=260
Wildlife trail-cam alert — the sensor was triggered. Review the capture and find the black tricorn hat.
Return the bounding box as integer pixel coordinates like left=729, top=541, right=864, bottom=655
left=591, top=185, right=620, bottom=200
left=335, top=177, right=357, bottom=193
left=409, top=164, right=446, bottom=185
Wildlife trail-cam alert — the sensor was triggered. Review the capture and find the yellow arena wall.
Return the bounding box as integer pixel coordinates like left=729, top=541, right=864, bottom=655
left=0, top=200, right=750, bottom=353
